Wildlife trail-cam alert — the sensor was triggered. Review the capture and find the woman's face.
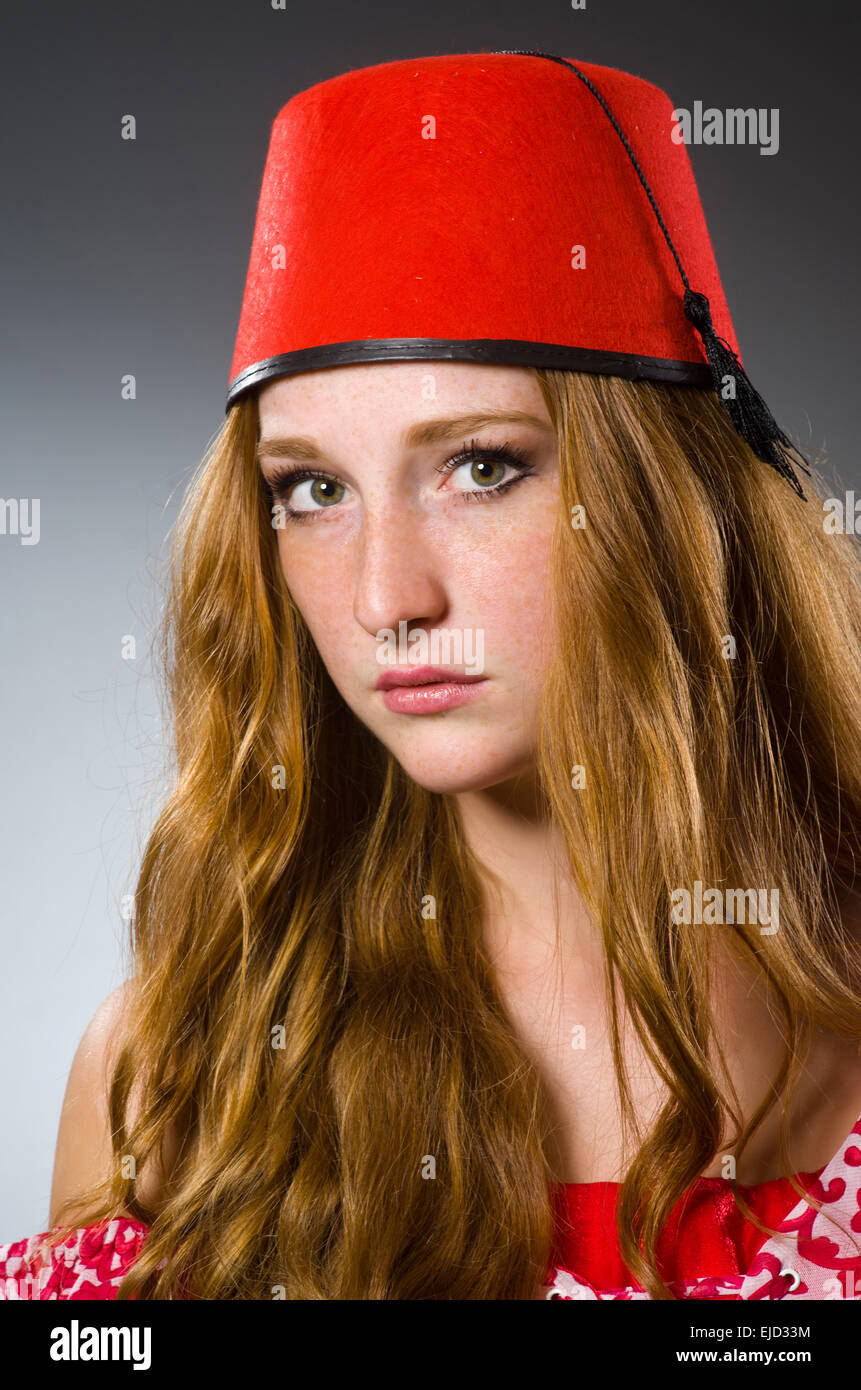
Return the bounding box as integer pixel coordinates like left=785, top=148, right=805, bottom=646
left=256, top=362, right=560, bottom=794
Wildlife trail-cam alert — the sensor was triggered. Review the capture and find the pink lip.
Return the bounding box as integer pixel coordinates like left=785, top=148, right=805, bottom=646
left=375, top=666, right=488, bottom=715
left=376, top=666, right=484, bottom=691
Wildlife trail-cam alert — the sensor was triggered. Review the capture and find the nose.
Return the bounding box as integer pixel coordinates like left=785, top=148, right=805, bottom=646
left=352, top=505, right=449, bottom=638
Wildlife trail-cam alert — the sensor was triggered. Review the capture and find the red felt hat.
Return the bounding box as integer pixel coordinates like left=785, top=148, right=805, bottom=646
left=227, top=49, right=810, bottom=498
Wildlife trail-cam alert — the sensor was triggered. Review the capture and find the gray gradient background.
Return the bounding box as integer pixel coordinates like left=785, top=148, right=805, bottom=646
left=1, top=0, right=858, bottom=1240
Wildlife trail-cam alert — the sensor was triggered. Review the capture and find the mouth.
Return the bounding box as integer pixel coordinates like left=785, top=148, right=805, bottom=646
left=375, top=666, right=489, bottom=715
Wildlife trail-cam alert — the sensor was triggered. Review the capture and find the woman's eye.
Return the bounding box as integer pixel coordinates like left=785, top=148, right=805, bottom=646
left=287, top=476, right=345, bottom=513
left=437, top=442, right=535, bottom=501
left=448, top=456, right=508, bottom=489
left=263, top=468, right=348, bottom=518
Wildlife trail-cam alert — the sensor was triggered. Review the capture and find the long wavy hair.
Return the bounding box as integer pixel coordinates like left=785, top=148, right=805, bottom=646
left=52, top=368, right=861, bottom=1298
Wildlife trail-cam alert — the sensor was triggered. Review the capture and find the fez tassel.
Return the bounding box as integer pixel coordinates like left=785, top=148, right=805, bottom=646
left=498, top=50, right=812, bottom=503
left=683, top=288, right=812, bottom=500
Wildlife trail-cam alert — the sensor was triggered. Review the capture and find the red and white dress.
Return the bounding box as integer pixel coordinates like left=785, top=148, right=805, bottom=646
left=1, top=1111, right=859, bottom=1300
left=543, top=1108, right=861, bottom=1300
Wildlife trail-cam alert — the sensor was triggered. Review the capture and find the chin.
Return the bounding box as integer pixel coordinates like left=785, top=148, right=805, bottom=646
left=388, top=743, right=533, bottom=797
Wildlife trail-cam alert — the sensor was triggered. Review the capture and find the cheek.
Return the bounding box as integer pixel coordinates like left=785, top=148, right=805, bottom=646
left=483, top=534, right=555, bottom=676
left=276, top=534, right=354, bottom=660
left=453, top=506, right=557, bottom=675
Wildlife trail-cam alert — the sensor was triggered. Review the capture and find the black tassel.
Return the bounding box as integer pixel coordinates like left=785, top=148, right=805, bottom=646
left=683, top=289, right=812, bottom=501
left=492, top=52, right=814, bottom=503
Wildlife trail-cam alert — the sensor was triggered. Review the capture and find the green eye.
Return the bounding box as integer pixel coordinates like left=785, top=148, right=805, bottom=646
left=465, top=457, right=507, bottom=487
left=436, top=440, right=535, bottom=500
left=305, top=478, right=344, bottom=508
left=263, top=468, right=347, bottom=517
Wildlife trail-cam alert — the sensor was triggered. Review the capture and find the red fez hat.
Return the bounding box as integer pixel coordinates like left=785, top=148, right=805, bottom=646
left=227, top=49, right=810, bottom=499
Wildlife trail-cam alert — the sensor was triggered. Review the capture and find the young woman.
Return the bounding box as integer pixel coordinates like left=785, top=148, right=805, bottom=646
left=2, top=50, right=860, bottom=1302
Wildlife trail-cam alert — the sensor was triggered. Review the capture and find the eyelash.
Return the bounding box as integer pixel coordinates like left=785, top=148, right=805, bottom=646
left=260, top=438, right=536, bottom=522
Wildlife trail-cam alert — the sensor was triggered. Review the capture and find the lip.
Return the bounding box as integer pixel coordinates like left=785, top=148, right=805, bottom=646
left=375, top=666, right=489, bottom=715
left=375, top=666, right=485, bottom=691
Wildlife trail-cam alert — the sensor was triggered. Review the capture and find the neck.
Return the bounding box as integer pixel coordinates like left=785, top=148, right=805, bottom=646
left=453, top=769, right=595, bottom=965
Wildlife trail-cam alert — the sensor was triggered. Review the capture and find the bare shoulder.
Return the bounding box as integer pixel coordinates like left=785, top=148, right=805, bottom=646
left=48, top=982, right=134, bottom=1227
left=48, top=981, right=178, bottom=1228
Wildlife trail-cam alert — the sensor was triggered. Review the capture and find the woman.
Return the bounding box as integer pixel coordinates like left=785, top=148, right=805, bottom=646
left=2, top=49, right=860, bottom=1302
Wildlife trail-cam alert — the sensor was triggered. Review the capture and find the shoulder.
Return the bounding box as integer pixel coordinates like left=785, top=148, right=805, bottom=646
left=48, top=980, right=176, bottom=1229
left=48, top=983, right=135, bottom=1228
left=60, top=981, right=135, bottom=1116
left=74, top=981, right=134, bottom=1070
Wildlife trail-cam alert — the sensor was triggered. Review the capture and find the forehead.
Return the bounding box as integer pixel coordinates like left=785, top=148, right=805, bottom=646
left=255, top=361, right=551, bottom=433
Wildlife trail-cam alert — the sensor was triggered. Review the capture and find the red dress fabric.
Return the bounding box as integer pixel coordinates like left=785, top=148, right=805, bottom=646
left=0, top=1218, right=150, bottom=1300
left=545, top=1110, right=861, bottom=1299
left=550, top=1167, right=825, bottom=1289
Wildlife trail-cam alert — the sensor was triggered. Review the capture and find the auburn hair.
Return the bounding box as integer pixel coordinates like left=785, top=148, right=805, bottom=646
left=52, top=369, right=861, bottom=1298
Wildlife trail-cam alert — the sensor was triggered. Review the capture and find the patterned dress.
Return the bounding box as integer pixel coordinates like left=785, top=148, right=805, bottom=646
left=543, top=1109, right=861, bottom=1299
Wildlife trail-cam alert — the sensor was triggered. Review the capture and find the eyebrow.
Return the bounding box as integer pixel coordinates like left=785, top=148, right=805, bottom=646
left=255, top=410, right=554, bottom=464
